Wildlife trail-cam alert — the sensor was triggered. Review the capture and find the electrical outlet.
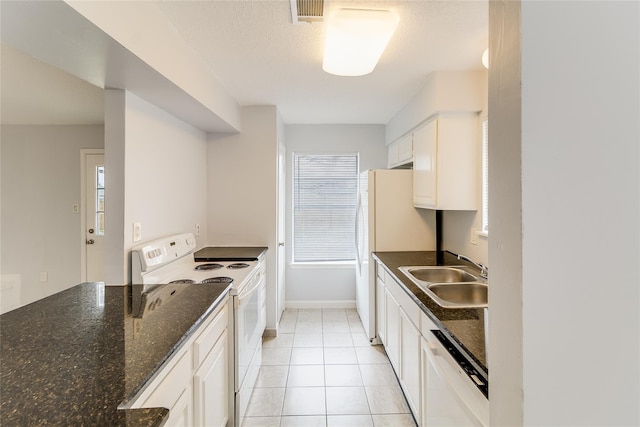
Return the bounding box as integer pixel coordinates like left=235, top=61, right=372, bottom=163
left=133, top=223, right=142, bottom=242
left=40, top=272, right=48, bottom=282
left=72, top=204, right=79, bottom=213
left=470, top=228, right=478, bottom=245
left=195, top=224, right=201, bottom=236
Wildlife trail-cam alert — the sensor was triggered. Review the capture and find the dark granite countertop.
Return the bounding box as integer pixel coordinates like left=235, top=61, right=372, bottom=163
left=194, top=246, right=268, bottom=262
left=0, top=281, right=231, bottom=426
left=373, top=251, right=488, bottom=376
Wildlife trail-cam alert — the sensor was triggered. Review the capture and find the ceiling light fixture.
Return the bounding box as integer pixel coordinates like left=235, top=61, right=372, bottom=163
left=322, top=8, right=399, bottom=77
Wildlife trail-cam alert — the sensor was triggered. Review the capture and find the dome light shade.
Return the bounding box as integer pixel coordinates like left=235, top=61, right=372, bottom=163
left=322, top=9, right=399, bottom=77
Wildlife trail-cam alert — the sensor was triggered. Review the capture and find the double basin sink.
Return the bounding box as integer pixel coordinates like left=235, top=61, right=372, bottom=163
left=398, top=266, right=488, bottom=309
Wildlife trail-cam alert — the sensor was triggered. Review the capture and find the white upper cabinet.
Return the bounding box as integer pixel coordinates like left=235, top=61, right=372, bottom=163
left=388, top=134, right=413, bottom=169
left=413, top=114, right=478, bottom=210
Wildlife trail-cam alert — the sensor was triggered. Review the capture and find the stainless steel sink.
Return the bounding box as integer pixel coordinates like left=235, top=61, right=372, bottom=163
left=401, top=266, right=477, bottom=283
left=428, top=283, right=488, bottom=307
left=398, top=266, right=488, bottom=308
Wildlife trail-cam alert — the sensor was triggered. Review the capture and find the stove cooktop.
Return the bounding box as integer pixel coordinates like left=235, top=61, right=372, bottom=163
left=193, top=246, right=267, bottom=262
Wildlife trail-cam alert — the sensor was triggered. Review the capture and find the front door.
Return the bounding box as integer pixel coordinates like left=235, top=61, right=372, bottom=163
left=83, top=152, right=105, bottom=282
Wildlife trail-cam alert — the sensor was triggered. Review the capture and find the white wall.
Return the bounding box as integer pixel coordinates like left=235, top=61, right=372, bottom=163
left=104, top=90, right=208, bottom=284
left=490, top=1, right=640, bottom=425
left=207, top=106, right=279, bottom=329
left=487, top=1, right=523, bottom=423
left=0, top=125, right=104, bottom=312
left=284, top=124, right=387, bottom=305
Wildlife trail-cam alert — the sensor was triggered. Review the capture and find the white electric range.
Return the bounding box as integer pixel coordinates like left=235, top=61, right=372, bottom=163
left=130, top=233, right=266, bottom=427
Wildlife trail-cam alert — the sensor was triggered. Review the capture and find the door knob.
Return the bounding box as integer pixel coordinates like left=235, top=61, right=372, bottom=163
left=86, top=239, right=95, bottom=245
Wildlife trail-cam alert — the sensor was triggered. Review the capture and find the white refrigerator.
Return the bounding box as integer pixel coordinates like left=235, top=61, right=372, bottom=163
left=355, top=169, right=436, bottom=341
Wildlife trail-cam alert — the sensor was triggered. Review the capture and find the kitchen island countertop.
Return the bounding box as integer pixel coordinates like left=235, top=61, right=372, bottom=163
left=373, top=251, right=488, bottom=374
left=0, top=281, right=231, bottom=426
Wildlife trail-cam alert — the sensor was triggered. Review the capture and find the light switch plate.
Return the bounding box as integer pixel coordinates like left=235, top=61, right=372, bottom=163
left=133, top=223, right=142, bottom=242
left=470, top=228, right=478, bottom=245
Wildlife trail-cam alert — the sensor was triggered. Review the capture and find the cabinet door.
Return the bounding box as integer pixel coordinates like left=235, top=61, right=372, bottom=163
left=193, top=332, right=229, bottom=427
left=385, top=286, right=400, bottom=372
left=413, top=120, right=438, bottom=208
left=163, top=387, right=193, bottom=427
left=387, top=140, right=399, bottom=168
left=376, top=277, right=386, bottom=345
left=398, top=134, right=413, bottom=165
left=400, top=308, right=421, bottom=420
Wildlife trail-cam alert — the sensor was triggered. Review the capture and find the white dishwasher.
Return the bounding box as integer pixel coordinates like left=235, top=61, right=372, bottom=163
left=422, top=329, right=489, bottom=427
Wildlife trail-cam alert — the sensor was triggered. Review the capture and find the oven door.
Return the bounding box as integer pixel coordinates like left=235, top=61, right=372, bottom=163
left=235, top=269, right=265, bottom=389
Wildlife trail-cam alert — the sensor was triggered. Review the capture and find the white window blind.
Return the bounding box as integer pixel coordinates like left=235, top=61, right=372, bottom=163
left=293, top=153, right=359, bottom=262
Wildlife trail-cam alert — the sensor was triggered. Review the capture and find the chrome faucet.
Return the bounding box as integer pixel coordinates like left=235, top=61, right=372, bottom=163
left=457, top=254, right=488, bottom=280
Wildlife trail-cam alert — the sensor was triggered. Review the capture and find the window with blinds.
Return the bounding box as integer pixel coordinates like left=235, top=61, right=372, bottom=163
left=293, top=153, right=359, bottom=263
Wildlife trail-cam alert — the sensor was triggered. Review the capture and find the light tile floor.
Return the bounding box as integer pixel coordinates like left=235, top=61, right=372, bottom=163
left=243, top=308, right=418, bottom=427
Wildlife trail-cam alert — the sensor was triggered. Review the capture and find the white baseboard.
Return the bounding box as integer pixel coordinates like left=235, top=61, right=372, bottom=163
left=285, top=300, right=356, bottom=309
left=263, top=328, right=278, bottom=338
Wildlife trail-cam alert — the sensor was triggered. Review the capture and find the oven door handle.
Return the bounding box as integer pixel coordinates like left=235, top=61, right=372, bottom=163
left=236, top=278, right=262, bottom=306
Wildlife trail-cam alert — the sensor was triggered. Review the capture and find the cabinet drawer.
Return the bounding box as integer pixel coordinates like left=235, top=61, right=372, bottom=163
left=142, top=348, right=192, bottom=410
left=421, top=311, right=437, bottom=337
left=193, top=301, right=228, bottom=368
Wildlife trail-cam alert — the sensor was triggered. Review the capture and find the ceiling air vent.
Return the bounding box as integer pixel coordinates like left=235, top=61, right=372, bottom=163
left=290, top=0, right=325, bottom=24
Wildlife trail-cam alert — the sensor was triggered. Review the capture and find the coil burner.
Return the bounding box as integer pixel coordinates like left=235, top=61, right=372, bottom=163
left=201, top=277, right=234, bottom=284
left=195, top=263, right=224, bottom=271
left=168, top=279, right=196, bottom=284
left=227, top=263, right=251, bottom=269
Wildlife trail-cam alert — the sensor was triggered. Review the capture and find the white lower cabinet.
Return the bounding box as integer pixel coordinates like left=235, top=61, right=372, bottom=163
left=399, top=307, right=421, bottom=419
left=130, top=296, right=230, bottom=427
left=164, top=387, right=193, bottom=427
left=139, top=348, right=192, bottom=418
left=377, top=264, right=421, bottom=423
left=384, top=285, right=400, bottom=372
left=194, top=332, right=229, bottom=427
left=376, top=262, right=489, bottom=427
left=376, top=276, right=386, bottom=345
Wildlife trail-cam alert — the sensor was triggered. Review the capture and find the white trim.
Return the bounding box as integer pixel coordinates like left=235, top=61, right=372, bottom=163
left=289, top=261, right=355, bottom=269
left=80, top=149, right=104, bottom=282
left=285, top=300, right=356, bottom=309
left=478, top=231, right=489, bottom=239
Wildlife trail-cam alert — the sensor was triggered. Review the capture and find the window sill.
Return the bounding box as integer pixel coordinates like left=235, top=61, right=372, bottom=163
left=290, top=261, right=356, bottom=269
left=478, top=231, right=488, bottom=239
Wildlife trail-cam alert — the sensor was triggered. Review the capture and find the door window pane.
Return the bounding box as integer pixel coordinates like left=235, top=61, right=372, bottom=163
left=96, top=166, right=105, bottom=236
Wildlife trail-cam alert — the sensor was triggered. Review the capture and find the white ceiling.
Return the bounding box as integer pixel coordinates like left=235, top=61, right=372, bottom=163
left=0, top=0, right=488, bottom=127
